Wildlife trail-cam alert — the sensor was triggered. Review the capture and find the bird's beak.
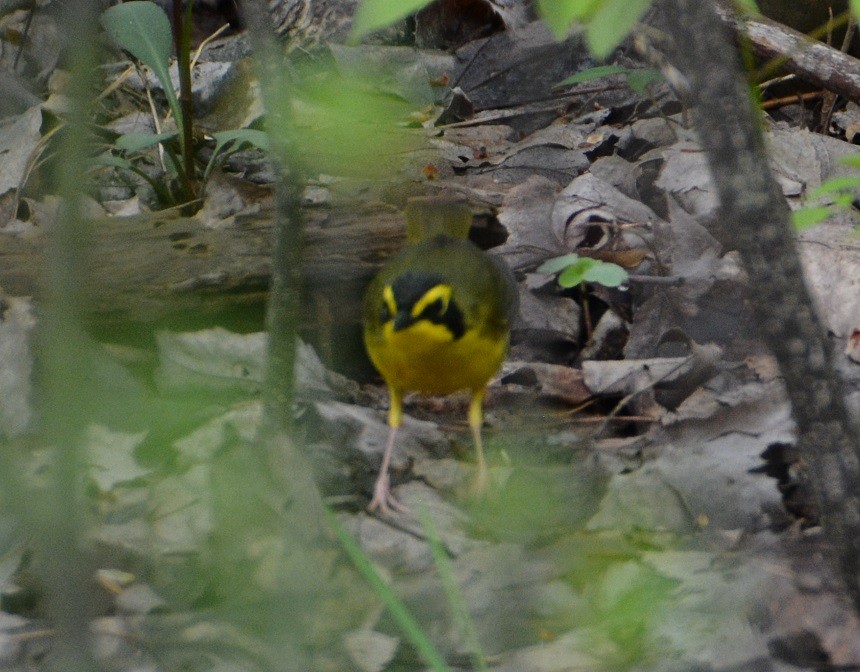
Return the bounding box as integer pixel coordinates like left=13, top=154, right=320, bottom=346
left=393, top=311, right=413, bottom=332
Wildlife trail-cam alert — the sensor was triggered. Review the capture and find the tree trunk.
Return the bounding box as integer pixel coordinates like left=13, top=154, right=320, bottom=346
left=652, top=0, right=860, bottom=610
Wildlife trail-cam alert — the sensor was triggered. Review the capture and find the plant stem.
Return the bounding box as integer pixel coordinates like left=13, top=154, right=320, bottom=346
left=171, top=0, right=198, bottom=208
left=236, top=3, right=329, bottom=668
left=37, top=0, right=102, bottom=668
left=238, top=1, right=305, bottom=436
left=580, top=282, right=593, bottom=342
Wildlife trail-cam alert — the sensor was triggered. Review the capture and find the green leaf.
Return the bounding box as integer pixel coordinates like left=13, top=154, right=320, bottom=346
left=792, top=205, right=833, bottom=231
left=556, top=65, right=627, bottom=88
left=350, top=0, right=433, bottom=42
left=733, top=0, right=760, bottom=13
left=625, top=68, right=663, bottom=93
left=281, top=67, right=420, bottom=177
left=101, top=1, right=183, bottom=131
left=838, top=152, right=860, bottom=168
left=202, top=129, right=271, bottom=182
left=809, top=175, right=860, bottom=198
left=594, top=561, right=676, bottom=650
left=559, top=258, right=597, bottom=287
left=852, top=0, right=860, bottom=21
left=586, top=0, right=652, bottom=58
left=419, top=507, right=487, bottom=671
left=326, top=510, right=451, bottom=672
left=537, top=0, right=601, bottom=40
left=548, top=256, right=628, bottom=288
left=101, top=1, right=171, bottom=71
left=116, top=130, right=179, bottom=153
left=211, top=128, right=270, bottom=155
left=537, top=253, right=582, bottom=274
left=583, top=261, right=629, bottom=287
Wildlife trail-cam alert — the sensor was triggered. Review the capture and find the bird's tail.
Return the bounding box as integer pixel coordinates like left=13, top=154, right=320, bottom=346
left=405, top=196, right=472, bottom=244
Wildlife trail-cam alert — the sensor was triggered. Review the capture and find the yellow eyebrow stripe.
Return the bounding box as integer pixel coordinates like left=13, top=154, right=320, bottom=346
left=411, top=284, right=452, bottom=319
left=382, top=285, right=397, bottom=318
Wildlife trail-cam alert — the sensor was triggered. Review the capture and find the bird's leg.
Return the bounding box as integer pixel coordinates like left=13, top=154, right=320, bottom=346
left=368, top=389, right=408, bottom=514
left=469, top=388, right=489, bottom=495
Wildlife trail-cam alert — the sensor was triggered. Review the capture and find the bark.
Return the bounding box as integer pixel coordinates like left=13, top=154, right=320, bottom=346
left=0, top=207, right=402, bottom=327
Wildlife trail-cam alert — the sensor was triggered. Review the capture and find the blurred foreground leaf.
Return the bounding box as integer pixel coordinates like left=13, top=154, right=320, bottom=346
left=537, top=0, right=601, bottom=39
left=281, top=67, right=422, bottom=178
left=536, top=0, right=650, bottom=56
left=586, top=0, right=651, bottom=57
left=351, top=0, right=432, bottom=42
left=327, top=509, right=451, bottom=672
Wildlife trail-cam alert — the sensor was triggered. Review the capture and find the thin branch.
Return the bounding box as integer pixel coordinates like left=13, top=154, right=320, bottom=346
left=36, top=0, right=104, bottom=668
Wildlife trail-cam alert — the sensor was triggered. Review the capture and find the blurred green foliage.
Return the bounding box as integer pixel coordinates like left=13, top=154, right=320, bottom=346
left=350, top=0, right=432, bottom=41
left=283, top=66, right=423, bottom=178
left=99, top=1, right=270, bottom=207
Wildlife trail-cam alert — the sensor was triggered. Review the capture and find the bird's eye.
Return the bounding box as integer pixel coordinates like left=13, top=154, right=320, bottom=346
left=420, top=299, right=445, bottom=321
left=379, top=303, right=392, bottom=323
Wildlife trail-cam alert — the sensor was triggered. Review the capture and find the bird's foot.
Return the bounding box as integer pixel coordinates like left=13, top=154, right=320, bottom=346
left=368, top=472, right=409, bottom=514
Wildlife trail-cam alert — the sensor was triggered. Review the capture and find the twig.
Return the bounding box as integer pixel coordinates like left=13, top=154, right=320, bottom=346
left=714, top=1, right=860, bottom=104
left=820, top=13, right=857, bottom=132
left=191, top=22, right=232, bottom=70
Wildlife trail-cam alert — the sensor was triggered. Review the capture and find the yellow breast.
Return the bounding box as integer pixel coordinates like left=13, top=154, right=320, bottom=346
left=366, top=320, right=508, bottom=395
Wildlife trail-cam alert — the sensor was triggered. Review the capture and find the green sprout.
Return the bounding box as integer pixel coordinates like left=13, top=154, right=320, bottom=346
left=99, top=1, right=269, bottom=209
left=792, top=153, right=860, bottom=231
left=555, top=65, right=663, bottom=94
left=538, top=253, right=629, bottom=338
left=538, top=253, right=629, bottom=289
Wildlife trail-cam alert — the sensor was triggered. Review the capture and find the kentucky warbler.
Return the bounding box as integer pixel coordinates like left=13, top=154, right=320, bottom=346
left=363, top=196, right=517, bottom=513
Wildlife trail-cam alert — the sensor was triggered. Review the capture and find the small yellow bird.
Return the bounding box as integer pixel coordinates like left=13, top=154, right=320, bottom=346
left=362, top=196, right=517, bottom=513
